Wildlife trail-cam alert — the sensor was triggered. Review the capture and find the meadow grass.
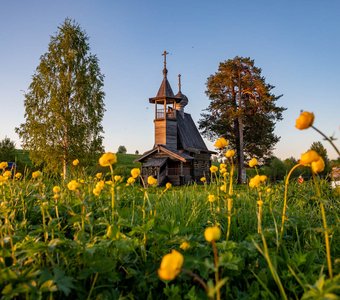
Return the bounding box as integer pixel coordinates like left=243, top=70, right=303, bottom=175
left=0, top=166, right=339, bottom=299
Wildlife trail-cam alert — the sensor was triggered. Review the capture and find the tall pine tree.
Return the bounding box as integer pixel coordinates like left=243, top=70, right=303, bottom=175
left=199, top=56, right=285, bottom=183
left=16, top=19, right=105, bottom=176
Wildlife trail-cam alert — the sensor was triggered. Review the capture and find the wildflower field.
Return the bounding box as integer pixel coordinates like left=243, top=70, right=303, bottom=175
left=0, top=112, right=340, bottom=299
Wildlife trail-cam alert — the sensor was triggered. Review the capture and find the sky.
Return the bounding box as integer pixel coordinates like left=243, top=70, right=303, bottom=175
left=1, top=0, right=339, bottom=160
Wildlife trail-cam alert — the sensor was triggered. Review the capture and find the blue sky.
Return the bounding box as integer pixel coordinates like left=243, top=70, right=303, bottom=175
left=1, top=0, right=339, bottom=159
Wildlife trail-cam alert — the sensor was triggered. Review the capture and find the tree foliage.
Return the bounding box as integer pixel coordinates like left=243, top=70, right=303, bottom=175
left=16, top=19, right=105, bottom=175
left=117, top=145, right=127, bottom=154
left=0, top=137, right=16, bottom=162
left=199, top=56, right=286, bottom=182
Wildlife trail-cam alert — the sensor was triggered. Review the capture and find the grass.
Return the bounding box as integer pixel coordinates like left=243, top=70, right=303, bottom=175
left=0, top=165, right=339, bottom=299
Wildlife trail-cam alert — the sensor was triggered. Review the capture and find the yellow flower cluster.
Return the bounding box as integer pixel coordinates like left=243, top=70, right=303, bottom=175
left=299, top=150, right=325, bottom=173
left=204, top=226, right=221, bottom=242
left=93, top=180, right=105, bottom=196
left=295, top=111, right=314, bottom=130
left=99, top=152, right=117, bottom=167
left=67, top=180, right=80, bottom=191
left=53, top=185, right=61, bottom=199
left=214, top=137, right=229, bottom=149
left=249, top=175, right=267, bottom=188
left=158, top=250, right=184, bottom=281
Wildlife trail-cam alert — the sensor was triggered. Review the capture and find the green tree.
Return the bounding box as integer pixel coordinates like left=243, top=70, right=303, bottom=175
left=117, top=145, right=127, bottom=154
left=0, top=137, right=16, bottom=162
left=199, top=56, right=285, bottom=183
left=16, top=19, right=105, bottom=177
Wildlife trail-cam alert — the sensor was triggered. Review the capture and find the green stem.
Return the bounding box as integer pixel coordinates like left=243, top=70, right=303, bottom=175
left=312, top=174, right=333, bottom=278
left=280, top=163, right=301, bottom=243
left=86, top=272, right=99, bottom=300
left=109, top=165, right=115, bottom=223
left=212, top=240, right=221, bottom=300
left=312, top=125, right=340, bottom=157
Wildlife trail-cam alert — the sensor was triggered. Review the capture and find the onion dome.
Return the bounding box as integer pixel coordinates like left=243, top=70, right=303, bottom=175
left=175, top=74, right=189, bottom=110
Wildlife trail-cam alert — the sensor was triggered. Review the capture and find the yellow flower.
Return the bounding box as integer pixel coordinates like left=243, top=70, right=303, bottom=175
left=299, top=150, right=321, bottom=165
left=219, top=167, right=227, bottom=175
left=220, top=163, right=226, bottom=169
left=67, top=180, right=80, bottom=191
left=204, top=226, right=221, bottom=242
left=225, top=149, right=235, bottom=158
left=180, top=241, right=190, bottom=251
left=95, top=172, right=102, bottom=179
left=295, top=111, right=314, bottom=130
left=259, top=175, right=267, bottom=182
left=105, top=180, right=113, bottom=185
left=248, top=158, right=258, bottom=168
left=165, top=182, right=172, bottom=189
left=131, top=168, right=141, bottom=179
left=266, top=188, right=271, bottom=193
left=208, top=194, right=216, bottom=203
left=15, top=172, right=22, bottom=179
left=72, top=159, right=79, bottom=166
left=93, top=187, right=101, bottom=196
left=114, top=175, right=122, bottom=182
left=147, top=176, right=158, bottom=186
left=214, top=137, right=229, bottom=149
left=158, top=250, right=184, bottom=281
left=53, top=186, right=61, bottom=194
left=96, top=180, right=105, bottom=190
left=127, top=177, right=135, bottom=185
left=0, top=162, right=8, bottom=169
left=311, top=157, right=325, bottom=173
left=99, top=152, right=117, bottom=167
left=249, top=175, right=261, bottom=188
left=220, top=185, right=227, bottom=192
left=210, top=165, right=218, bottom=173
left=200, top=177, right=206, bottom=183
left=32, top=170, right=42, bottom=179
left=3, top=171, right=12, bottom=178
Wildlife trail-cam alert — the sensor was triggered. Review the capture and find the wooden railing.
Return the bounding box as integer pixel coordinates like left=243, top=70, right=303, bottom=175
left=156, top=109, right=176, bottom=120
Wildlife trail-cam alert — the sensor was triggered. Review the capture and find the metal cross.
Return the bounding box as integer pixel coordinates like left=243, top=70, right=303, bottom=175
left=162, top=50, right=169, bottom=69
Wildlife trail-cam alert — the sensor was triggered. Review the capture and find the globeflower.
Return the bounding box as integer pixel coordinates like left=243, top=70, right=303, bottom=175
left=249, top=175, right=261, bottom=188
left=204, top=226, right=221, bottom=242
left=311, top=157, right=325, bottom=173
left=295, top=111, right=314, bottom=130
left=158, top=250, right=184, bottom=281
left=0, top=162, right=8, bottom=170
left=15, top=172, right=22, bottom=179
left=114, top=175, right=122, bottom=182
left=147, top=176, right=158, bottom=186
left=127, top=177, right=136, bottom=185
left=67, top=180, right=80, bottom=191
left=248, top=158, right=258, bottom=168
left=299, top=150, right=321, bottom=165
left=200, top=177, right=207, bottom=183
left=180, top=241, right=190, bottom=251
left=3, top=171, right=12, bottom=178
left=165, top=182, right=172, bottom=190
left=53, top=186, right=61, bottom=193
left=99, top=152, right=117, bottom=167
left=208, top=194, right=216, bottom=203
left=210, top=165, right=218, bottom=173
left=214, top=137, right=228, bottom=149
left=131, top=168, right=141, bottom=179
left=225, top=149, right=235, bottom=158
left=32, top=170, right=42, bottom=179
left=72, top=159, right=79, bottom=166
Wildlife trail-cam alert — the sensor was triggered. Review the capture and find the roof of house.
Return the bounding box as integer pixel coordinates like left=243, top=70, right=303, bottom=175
left=177, top=112, right=211, bottom=153
left=136, top=145, right=194, bottom=163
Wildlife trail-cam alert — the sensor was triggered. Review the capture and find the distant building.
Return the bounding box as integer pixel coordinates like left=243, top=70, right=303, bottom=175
left=136, top=51, right=213, bottom=185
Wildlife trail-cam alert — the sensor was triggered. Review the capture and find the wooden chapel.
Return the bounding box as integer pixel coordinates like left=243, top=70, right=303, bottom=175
left=136, top=51, right=213, bottom=186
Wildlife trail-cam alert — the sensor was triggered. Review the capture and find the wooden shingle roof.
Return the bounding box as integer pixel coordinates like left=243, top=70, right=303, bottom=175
left=177, top=112, right=210, bottom=153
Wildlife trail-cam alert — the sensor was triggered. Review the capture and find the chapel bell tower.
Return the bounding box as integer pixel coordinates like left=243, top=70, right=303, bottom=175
left=148, top=51, right=182, bottom=149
